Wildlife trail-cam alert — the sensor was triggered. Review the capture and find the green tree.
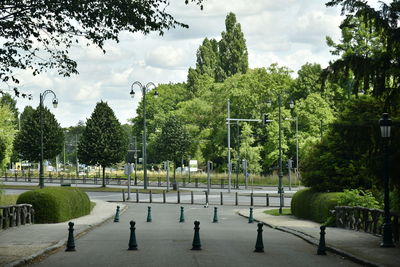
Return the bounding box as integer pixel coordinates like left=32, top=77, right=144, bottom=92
left=14, top=106, right=64, bottom=164
left=78, top=101, right=126, bottom=187
left=0, top=0, right=204, bottom=84
left=0, top=93, right=18, bottom=121
left=219, top=12, right=249, bottom=79
left=0, top=104, right=16, bottom=168
left=238, top=123, right=262, bottom=174
left=152, top=115, right=191, bottom=187
left=325, top=0, right=400, bottom=108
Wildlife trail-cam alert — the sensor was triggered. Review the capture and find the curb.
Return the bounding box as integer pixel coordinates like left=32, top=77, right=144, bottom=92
left=8, top=203, right=128, bottom=267
left=237, top=211, right=381, bottom=267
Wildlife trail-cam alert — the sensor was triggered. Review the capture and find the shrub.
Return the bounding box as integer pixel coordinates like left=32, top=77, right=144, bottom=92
left=291, top=188, right=342, bottom=223
left=16, top=187, right=90, bottom=223
left=337, top=189, right=380, bottom=209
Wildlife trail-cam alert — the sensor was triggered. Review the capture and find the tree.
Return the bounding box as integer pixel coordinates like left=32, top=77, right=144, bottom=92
left=0, top=93, right=18, bottom=121
left=237, top=123, right=262, bottom=174
left=219, top=12, right=249, bottom=79
left=324, top=0, right=400, bottom=109
left=78, top=101, right=126, bottom=187
left=152, top=115, right=191, bottom=188
left=0, top=0, right=205, bottom=85
left=0, top=104, right=16, bottom=168
left=14, top=106, right=64, bottom=164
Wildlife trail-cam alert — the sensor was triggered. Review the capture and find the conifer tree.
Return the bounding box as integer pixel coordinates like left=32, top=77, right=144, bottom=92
left=78, top=101, right=126, bottom=187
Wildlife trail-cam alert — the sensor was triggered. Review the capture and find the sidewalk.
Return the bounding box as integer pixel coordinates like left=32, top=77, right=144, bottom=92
left=0, top=200, right=124, bottom=267
left=238, top=208, right=400, bottom=267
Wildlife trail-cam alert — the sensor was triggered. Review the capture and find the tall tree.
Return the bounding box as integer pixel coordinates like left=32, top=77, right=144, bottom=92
left=14, top=106, right=64, bottom=165
left=0, top=0, right=205, bottom=85
left=152, top=115, right=191, bottom=188
left=237, top=123, right=262, bottom=174
left=0, top=93, right=18, bottom=121
left=324, top=0, right=400, bottom=110
left=78, top=101, right=126, bottom=187
left=219, top=12, right=249, bottom=79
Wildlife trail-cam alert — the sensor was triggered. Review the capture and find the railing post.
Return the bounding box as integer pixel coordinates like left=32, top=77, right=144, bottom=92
left=266, top=193, right=269, bottom=207
left=205, top=191, right=208, bottom=205
left=251, top=193, right=254, bottom=207
left=220, top=192, right=223, bottom=205
left=150, top=190, right=152, bottom=203
left=136, top=189, right=139, bottom=203
left=177, top=190, right=180, bottom=204
left=191, top=191, right=194, bottom=204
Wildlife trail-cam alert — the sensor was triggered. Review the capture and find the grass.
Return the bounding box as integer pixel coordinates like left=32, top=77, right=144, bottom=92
left=0, top=194, right=19, bottom=206
left=264, top=208, right=292, bottom=216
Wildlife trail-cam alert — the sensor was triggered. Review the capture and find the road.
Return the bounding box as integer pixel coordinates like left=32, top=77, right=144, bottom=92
left=33, top=204, right=358, bottom=267
left=4, top=189, right=291, bottom=207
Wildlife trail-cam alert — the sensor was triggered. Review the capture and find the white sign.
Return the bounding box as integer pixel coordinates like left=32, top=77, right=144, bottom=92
left=124, top=163, right=134, bottom=175
left=189, top=160, right=198, bottom=172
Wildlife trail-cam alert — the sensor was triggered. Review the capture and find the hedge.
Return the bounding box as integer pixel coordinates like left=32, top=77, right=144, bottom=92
left=291, top=188, right=343, bottom=223
left=17, top=187, right=91, bottom=223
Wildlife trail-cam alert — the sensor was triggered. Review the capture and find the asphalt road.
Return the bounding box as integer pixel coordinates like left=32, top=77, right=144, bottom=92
left=4, top=189, right=290, bottom=207
left=33, top=204, right=358, bottom=267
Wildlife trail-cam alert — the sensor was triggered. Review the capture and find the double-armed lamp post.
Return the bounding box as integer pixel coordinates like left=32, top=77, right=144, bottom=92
left=267, top=96, right=294, bottom=214
left=39, top=90, right=58, bottom=189
left=130, top=82, right=158, bottom=190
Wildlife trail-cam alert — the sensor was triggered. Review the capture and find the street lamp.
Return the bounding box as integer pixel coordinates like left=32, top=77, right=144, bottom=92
left=39, top=90, right=58, bottom=189
left=130, top=81, right=158, bottom=190
left=266, top=95, right=294, bottom=214
left=379, top=113, right=394, bottom=247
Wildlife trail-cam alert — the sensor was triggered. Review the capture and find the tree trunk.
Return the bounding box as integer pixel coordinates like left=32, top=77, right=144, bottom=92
left=173, top=161, right=177, bottom=190
left=102, top=166, right=106, bottom=187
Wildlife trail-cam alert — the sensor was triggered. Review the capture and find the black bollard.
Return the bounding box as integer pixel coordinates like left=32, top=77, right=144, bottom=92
left=213, top=207, right=218, bottom=223
left=179, top=206, right=185, bottom=223
left=248, top=207, right=254, bottom=223
left=128, top=221, right=138, bottom=250
left=114, top=206, right=120, bottom=222
left=192, top=220, right=202, bottom=250
left=65, top=222, right=76, bottom=252
left=317, top=225, right=327, bottom=255
left=254, top=222, right=264, bottom=252
left=146, top=206, right=152, bottom=222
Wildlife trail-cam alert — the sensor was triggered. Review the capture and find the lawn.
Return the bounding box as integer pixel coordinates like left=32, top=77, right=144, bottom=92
left=264, top=208, right=292, bottom=216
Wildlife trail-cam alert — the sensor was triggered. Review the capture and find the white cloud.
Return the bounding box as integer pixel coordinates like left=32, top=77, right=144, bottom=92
left=11, top=0, right=345, bottom=127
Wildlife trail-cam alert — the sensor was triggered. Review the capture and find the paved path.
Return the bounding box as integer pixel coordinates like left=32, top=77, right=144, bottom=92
left=238, top=208, right=400, bottom=267
left=33, top=204, right=357, bottom=267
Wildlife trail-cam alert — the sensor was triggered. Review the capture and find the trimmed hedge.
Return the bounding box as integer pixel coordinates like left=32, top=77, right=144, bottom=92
left=291, top=188, right=343, bottom=223
left=17, top=187, right=91, bottom=223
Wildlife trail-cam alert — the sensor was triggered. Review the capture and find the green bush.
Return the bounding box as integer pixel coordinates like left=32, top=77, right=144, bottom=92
left=291, top=188, right=343, bottom=223
left=337, top=189, right=380, bottom=209
left=16, top=187, right=90, bottom=223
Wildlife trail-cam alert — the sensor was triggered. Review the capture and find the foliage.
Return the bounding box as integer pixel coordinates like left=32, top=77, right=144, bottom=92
left=336, top=189, right=380, bottom=209
left=14, top=106, right=64, bottom=163
left=0, top=0, right=204, bottom=85
left=291, top=188, right=343, bottom=223
left=78, top=101, right=126, bottom=187
left=325, top=0, right=400, bottom=109
left=188, top=12, right=248, bottom=85
left=301, top=96, right=400, bottom=192
left=16, top=187, right=90, bottom=223
left=238, top=123, right=262, bottom=174
left=0, top=103, right=16, bottom=168
left=150, top=115, right=192, bottom=181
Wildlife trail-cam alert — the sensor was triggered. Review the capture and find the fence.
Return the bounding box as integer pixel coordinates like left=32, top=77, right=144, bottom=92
left=0, top=204, right=34, bottom=229
left=333, top=206, right=399, bottom=243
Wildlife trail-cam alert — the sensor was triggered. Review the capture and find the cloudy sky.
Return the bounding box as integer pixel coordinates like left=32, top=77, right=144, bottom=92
left=9, top=0, right=382, bottom=127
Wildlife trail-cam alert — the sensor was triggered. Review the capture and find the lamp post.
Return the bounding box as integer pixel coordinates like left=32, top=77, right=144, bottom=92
left=267, top=96, right=294, bottom=214
left=379, top=113, right=394, bottom=247
left=130, top=81, right=158, bottom=190
left=39, top=90, right=58, bottom=189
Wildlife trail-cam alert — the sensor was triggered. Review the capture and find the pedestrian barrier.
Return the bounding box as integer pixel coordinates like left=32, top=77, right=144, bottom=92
left=213, top=207, right=218, bottom=223
left=179, top=206, right=185, bottom=223
left=146, top=206, right=152, bottom=222
left=248, top=207, right=254, bottom=223
left=66, top=222, right=76, bottom=252
left=191, top=220, right=201, bottom=250
left=317, top=225, right=327, bottom=255
left=114, top=206, right=120, bottom=222
left=128, top=221, right=138, bottom=250
left=254, top=222, right=264, bottom=252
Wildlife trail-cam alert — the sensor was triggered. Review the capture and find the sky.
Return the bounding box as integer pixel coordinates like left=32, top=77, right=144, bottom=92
left=8, top=0, right=381, bottom=127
